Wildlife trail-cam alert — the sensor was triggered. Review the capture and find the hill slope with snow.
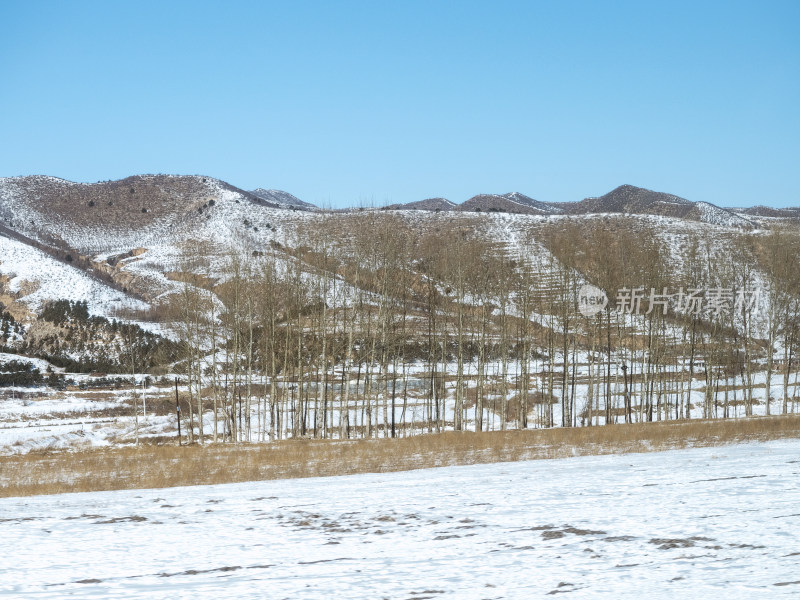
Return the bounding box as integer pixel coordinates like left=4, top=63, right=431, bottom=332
left=553, top=185, right=756, bottom=228
left=0, top=173, right=789, bottom=323
left=250, top=188, right=318, bottom=210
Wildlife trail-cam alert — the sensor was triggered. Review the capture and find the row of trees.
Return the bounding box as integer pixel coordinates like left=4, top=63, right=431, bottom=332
left=546, top=219, right=800, bottom=424
left=166, top=212, right=800, bottom=442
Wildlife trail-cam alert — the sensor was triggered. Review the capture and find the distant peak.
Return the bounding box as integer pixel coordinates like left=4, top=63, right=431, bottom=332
left=383, top=197, right=456, bottom=211
left=250, top=188, right=317, bottom=210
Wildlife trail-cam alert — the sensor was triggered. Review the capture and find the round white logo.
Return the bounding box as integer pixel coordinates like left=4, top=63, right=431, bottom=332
left=577, top=284, right=608, bottom=317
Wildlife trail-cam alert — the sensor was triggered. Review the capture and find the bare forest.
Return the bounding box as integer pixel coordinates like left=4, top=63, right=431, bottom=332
left=161, top=212, right=800, bottom=443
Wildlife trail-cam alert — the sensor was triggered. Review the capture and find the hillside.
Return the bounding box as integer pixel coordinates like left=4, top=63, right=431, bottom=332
left=459, top=192, right=559, bottom=215
left=384, top=184, right=758, bottom=227
left=0, top=174, right=277, bottom=252
left=0, top=172, right=798, bottom=452
left=250, top=188, right=318, bottom=210
left=384, top=197, right=456, bottom=211
left=553, top=184, right=755, bottom=228
left=739, top=205, right=800, bottom=219
left=0, top=173, right=791, bottom=324
left=0, top=174, right=312, bottom=304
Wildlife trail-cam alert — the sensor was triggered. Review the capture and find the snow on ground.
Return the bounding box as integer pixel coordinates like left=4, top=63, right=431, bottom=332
left=0, top=378, right=177, bottom=455
left=0, top=352, right=56, bottom=372
left=0, top=234, right=150, bottom=318
left=1, top=439, right=798, bottom=598
left=1, top=357, right=798, bottom=454
left=0, top=408, right=174, bottom=454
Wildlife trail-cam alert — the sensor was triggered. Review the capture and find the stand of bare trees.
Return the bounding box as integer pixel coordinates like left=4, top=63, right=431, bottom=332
left=163, top=213, right=800, bottom=442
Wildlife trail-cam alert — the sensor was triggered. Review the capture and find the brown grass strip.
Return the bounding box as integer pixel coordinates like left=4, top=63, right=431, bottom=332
left=1, top=415, right=799, bottom=498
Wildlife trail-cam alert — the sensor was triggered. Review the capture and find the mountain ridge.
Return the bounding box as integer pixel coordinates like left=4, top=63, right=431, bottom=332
left=0, top=172, right=794, bottom=349
left=1, top=175, right=791, bottom=226
left=385, top=184, right=759, bottom=228
left=250, top=188, right=318, bottom=210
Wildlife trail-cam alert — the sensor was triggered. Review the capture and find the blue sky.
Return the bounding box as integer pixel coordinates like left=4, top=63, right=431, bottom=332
left=1, top=1, right=798, bottom=208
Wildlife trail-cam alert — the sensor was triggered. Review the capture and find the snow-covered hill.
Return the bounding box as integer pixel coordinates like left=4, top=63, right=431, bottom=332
left=555, top=184, right=756, bottom=228
left=384, top=197, right=456, bottom=211
left=0, top=234, right=149, bottom=319
left=250, top=188, right=317, bottom=210
left=0, top=173, right=789, bottom=326
left=0, top=175, right=319, bottom=303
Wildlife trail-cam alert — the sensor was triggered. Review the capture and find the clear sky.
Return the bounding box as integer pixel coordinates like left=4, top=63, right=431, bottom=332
left=1, top=1, right=798, bottom=208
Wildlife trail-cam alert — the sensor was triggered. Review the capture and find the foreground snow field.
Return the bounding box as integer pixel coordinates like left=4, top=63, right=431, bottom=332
left=1, top=440, right=799, bottom=598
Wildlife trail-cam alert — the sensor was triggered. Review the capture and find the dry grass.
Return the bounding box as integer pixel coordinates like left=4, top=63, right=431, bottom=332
left=2, top=415, right=798, bottom=498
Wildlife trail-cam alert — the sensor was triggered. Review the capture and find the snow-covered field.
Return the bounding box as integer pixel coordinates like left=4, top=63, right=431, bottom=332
left=0, top=380, right=177, bottom=454
left=1, top=440, right=798, bottom=598
left=1, top=359, right=797, bottom=455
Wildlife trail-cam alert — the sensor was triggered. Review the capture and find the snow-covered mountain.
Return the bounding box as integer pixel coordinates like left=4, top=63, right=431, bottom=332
left=501, top=192, right=565, bottom=214
left=384, top=197, right=456, bottom=211
left=0, top=174, right=789, bottom=326
left=0, top=174, right=261, bottom=251
left=459, top=192, right=560, bottom=215
left=554, top=185, right=756, bottom=228
left=0, top=175, right=312, bottom=311
left=738, top=205, right=800, bottom=219
left=382, top=185, right=757, bottom=227
left=250, top=188, right=318, bottom=210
